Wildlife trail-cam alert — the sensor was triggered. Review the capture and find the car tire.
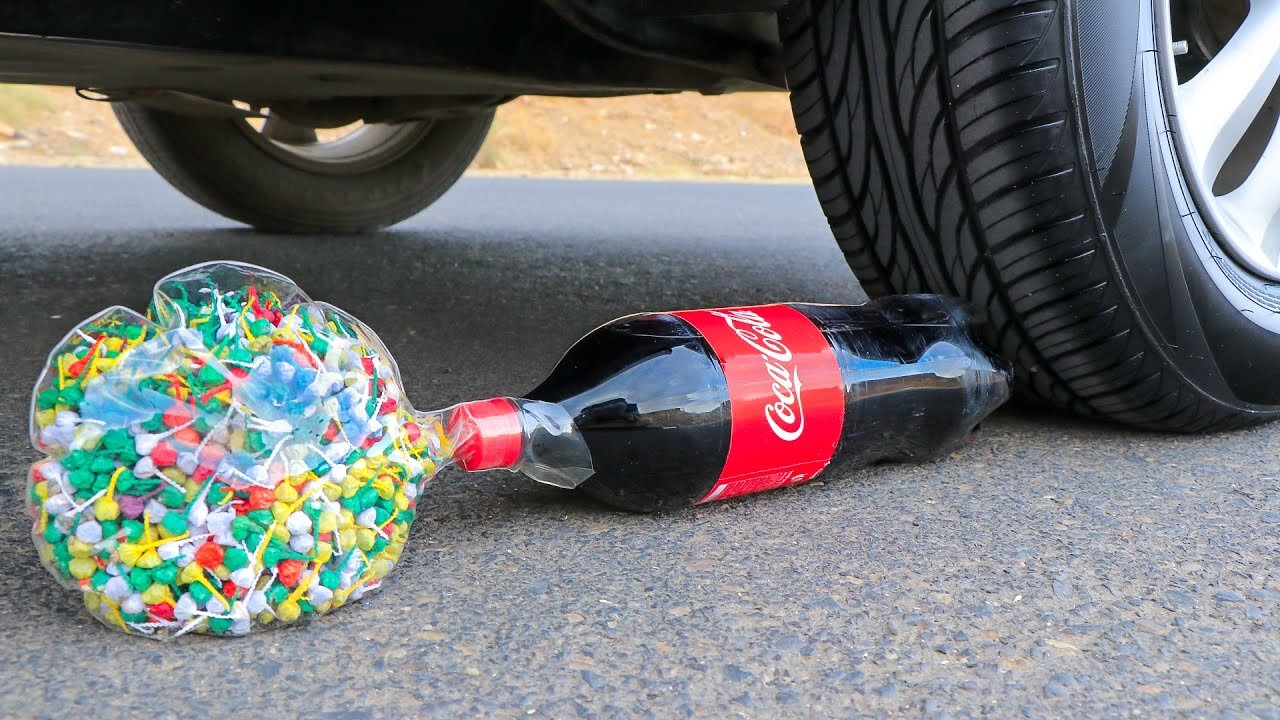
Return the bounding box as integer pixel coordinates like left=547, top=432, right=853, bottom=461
left=114, top=103, right=493, bottom=233
left=781, top=0, right=1280, bottom=431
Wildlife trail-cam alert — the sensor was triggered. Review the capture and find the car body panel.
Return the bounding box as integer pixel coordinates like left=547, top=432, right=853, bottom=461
left=0, top=1, right=786, bottom=101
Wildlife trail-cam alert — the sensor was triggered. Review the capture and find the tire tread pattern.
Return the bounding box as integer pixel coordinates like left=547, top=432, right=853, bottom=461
left=781, top=0, right=1258, bottom=431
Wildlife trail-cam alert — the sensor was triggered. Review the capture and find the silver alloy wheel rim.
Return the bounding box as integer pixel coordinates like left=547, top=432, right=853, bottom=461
left=237, top=113, right=433, bottom=176
left=1168, top=0, right=1280, bottom=280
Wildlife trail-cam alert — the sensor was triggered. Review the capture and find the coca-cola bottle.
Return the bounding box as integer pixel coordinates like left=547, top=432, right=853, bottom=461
left=448, top=295, right=1010, bottom=512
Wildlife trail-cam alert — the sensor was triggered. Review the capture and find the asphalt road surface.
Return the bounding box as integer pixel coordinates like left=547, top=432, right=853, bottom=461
left=2, top=168, right=1278, bottom=719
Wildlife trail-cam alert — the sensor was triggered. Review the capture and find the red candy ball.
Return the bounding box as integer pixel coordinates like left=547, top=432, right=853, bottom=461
left=151, top=441, right=178, bottom=467
left=277, top=559, right=304, bottom=588
left=162, top=405, right=192, bottom=428
left=404, top=422, right=422, bottom=444
left=194, top=541, right=225, bottom=569
left=247, top=486, right=276, bottom=510
left=149, top=602, right=175, bottom=621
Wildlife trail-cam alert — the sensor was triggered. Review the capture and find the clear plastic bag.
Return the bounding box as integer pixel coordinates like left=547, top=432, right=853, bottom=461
left=27, top=261, right=590, bottom=638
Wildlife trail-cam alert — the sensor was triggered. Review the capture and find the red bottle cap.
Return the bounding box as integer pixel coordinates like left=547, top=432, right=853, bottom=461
left=449, top=398, right=524, bottom=471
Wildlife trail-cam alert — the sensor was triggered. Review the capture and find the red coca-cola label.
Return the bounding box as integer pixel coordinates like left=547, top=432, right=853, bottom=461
left=672, top=305, right=845, bottom=503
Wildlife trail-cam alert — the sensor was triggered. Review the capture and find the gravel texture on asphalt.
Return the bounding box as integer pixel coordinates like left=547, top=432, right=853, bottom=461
left=1, top=169, right=1277, bottom=718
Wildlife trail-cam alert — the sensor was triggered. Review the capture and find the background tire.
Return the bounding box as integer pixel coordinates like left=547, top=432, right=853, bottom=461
left=115, top=104, right=493, bottom=233
left=782, top=0, right=1280, bottom=431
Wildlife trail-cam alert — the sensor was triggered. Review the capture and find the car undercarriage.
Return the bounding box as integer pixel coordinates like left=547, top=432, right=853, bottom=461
left=0, top=1, right=787, bottom=127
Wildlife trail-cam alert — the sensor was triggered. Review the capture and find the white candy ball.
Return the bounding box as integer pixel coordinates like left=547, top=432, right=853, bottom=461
left=120, top=593, right=145, bottom=615
left=134, top=433, right=160, bottom=456
left=157, top=541, right=183, bottom=561
left=103, top=576, right=131, bottom=601
left=289, top=534, right=315, bottom=554
left=176, top=453, right=198, bottom=475
left=245, top=591, right=268, bottom=614
left=38, top=462, right=65, bottom=482
left=284, top=511, right=312, bottom=536
left=308, top=584, right=333, bottom=606
left=75, top=521, right=102, bottom=544
left=230, top=567, right=257, bottom=588
left=44, top=494, right=73, bottom=516
left=173, top=594, right=198, bottom=621
left=133, top=456, right=157, bottom=478
left=187, top=499, right=209, bottom=528
left=144, top=499, right=168, bottom=521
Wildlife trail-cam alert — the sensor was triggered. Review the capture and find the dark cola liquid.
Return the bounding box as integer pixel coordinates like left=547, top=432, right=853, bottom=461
left=525, top=296, right=1010, bottom=512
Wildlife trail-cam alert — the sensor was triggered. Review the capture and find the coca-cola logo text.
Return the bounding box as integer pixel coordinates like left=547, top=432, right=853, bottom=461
left=708, top=309, right=805, bottom=441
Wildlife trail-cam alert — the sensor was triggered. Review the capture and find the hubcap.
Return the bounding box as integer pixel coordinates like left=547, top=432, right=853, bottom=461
left=1168, top=0, right=1280, bottom=279
left=237, top=112, right=433, bottom=176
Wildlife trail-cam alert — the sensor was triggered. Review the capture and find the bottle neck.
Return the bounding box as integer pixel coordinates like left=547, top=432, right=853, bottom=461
left=448, top=398, right=525, bottom=471
left=445, top=397, right=596, bottom=488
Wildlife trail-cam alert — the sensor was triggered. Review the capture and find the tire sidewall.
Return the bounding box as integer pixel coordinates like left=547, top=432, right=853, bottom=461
left=119, top=107, right=493, bottom=232
left=1070, top=0, right=1280, bottom=409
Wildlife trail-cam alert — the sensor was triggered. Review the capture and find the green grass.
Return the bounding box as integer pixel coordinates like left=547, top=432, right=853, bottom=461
left=0, top=84, right=54, bottom=129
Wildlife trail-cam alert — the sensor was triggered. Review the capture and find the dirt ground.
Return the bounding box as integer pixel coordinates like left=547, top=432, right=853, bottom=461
left=0, top=86, right=810, bottom=181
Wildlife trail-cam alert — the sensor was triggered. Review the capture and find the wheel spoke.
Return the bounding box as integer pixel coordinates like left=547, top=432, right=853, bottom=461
left=261, top=115, right=318, bottom=145
left=1176, top=1, right=1280, bottom=181
left=1220, top=117, right=1280, bottom=267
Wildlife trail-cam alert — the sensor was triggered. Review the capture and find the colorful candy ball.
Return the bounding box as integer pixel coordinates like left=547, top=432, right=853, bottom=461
left=28, top=261, right=448, bottom=638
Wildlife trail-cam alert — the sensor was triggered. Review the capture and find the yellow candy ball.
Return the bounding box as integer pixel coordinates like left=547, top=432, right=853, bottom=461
left=371, top=475, right=394, bottom=500
left=68, top=557, right=97, bottom=579
left=338, top=509, right=356, bottom=529
left=179, top=561, right=205, bottom=585
left=66, top=538, right=93, bottom=558
left=314, top=541, right=333, bottom=565
left=140, top=583, right=171, bottom=605
left=274, top=483, right=299, bottom=504
left=93, top=497, right=120, bottom=522
left=340, top=475, right=361, bottom=498
left=276, top=600, right=301, bottom=623
left=370, top=559, right=394, bottom=580
left=117, top=543, right=142, bottom=566
left=317, top=511, right=338, bottom=534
